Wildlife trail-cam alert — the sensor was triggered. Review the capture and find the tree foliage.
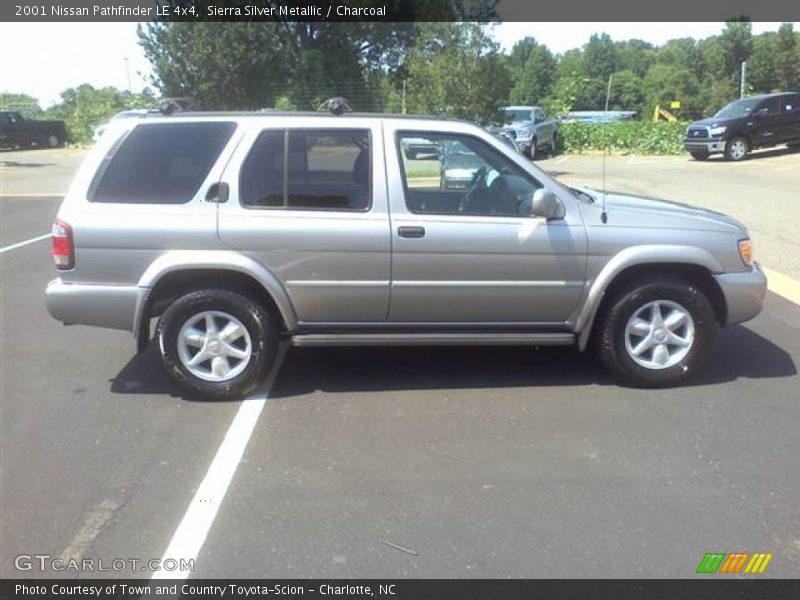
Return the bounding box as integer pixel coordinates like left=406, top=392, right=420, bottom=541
left=0, top=93, right=43, bottom=118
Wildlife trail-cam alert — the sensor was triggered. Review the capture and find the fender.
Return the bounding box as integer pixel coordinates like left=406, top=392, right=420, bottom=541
left=133, top=250, right=298, bottom=338
left=571, top=245, right=724, bottom=351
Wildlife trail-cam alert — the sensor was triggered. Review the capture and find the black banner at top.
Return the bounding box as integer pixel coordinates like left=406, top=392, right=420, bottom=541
left=2, top=0, right=800, bottom=22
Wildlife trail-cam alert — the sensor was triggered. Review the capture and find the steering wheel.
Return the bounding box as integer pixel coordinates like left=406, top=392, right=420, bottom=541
left=458, top=166, right=490, bottom=214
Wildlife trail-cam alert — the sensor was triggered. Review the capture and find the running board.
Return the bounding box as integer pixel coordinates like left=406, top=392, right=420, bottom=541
left=290, top=332, right=575, bottom=347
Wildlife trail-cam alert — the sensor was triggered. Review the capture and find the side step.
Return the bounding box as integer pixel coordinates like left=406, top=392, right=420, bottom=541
left=290, top=332, right=576, bottom=347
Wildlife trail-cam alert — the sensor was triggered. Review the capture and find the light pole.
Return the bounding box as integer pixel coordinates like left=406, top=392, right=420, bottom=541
left=124, top=57, right=132, bottom=93
left=740, top=61, right=747, bottom=99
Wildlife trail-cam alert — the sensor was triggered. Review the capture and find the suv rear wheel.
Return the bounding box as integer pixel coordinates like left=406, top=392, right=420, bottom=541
left=596, top=277, right=718, bottom=387
left=156, top=289, right=278, bottom=400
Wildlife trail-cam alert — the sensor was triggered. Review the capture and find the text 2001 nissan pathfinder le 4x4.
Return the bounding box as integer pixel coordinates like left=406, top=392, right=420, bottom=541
left=46, top=107, right=767, bottom=399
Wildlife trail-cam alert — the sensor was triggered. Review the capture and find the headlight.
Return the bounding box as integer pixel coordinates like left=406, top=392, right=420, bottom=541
left=709, top=125, right=727, bottom=137
left=738, top=239, right=753, bottom=266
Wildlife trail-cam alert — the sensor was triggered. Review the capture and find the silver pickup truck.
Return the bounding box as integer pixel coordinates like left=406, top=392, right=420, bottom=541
left=498, top=105, right=559, bottom=159
left=46, top=110, right=766, bottom=399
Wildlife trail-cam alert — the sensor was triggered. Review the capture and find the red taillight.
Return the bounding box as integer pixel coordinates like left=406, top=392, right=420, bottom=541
left=52, top=219, right=74, bottom=270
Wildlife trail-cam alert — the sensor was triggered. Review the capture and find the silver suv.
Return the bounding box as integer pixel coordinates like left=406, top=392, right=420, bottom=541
left=46, top=111, right=767, bottom=399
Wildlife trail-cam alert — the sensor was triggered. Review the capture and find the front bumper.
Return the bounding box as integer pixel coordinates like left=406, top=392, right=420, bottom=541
left=713, top=263, right=767, bottom=325
left=46, top=279, right=141, bottom=331
left=683, top=139, right=725, bottom=154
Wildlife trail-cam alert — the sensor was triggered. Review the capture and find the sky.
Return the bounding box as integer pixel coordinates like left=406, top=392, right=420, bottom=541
left=1, top=22, right=797, bottom=108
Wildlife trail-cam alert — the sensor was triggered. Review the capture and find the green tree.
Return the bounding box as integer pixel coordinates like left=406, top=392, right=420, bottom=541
left=608, top=70, right=645, bottom=113
left=583, top=33, right=619, bottom=81
left=507, top=37, right=556, bottom=105
left=615, top=39, right=654, bottom=78
left=642, top=63, right=700, bottom=119
left=44, top=85, right=155, bottom=144
left=405, top=23, right=510, bottom=121
left=0, top=93, right=43, bottom=118
left=720, top=20, right=753, bottom=86
left=774, top=23, right=799, bottom=91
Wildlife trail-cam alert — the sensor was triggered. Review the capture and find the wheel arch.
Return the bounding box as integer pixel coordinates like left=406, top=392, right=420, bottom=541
left=134, top=251, right=297, bottom=352
left=573, top=246, right=727, bottom=351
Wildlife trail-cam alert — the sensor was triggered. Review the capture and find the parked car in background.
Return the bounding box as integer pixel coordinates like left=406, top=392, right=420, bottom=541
left=0, top=111, right=66, bottom=149
left=498, top=105, right=558, bottom=159
left=46, top=109, right=766, bottom=399
left=400, top=136, right=441, bottom=159
left=559, top=111, right=637, bottom=124
left=92, top=109, right=148, bottom=142
left=684, top=91, right=800, bottom=161
left=494, top=130, right=521, bottom=154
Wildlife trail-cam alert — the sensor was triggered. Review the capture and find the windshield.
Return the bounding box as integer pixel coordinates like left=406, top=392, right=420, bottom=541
left=714, top=98, right=760, bottom=119
left=501, top=109, right=532, bottom=124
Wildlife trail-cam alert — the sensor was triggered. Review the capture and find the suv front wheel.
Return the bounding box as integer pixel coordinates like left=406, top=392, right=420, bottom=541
left=156, top=289, right=278, bottom=400
left=596, top=277, right=718, bottom=387
left=725, top=136, right=749, bottom=161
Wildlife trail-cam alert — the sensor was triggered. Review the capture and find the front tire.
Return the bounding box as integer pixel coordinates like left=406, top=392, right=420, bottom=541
left=690, top=151, right=709, bottom=161
left=156, top=289, right=278, bottom=400
left=527, top=137, right=537, bottom=160
left=596, top=277, right=718, bottom=387
left=724, top=136, right=749, bottom=161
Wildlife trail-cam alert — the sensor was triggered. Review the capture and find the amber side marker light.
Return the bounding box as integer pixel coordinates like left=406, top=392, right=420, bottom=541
left=738, top=239, right=752, bottom=267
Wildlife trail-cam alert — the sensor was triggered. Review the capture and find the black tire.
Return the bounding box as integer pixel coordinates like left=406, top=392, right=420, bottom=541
left=595, top=277, right=718, bottom=388
left=690, top=151, right=709, bottom=161
left=527, top=137, right=537, bottom=160
left=550, top=131, right=560, bottom=155
left=156, top=289, right=278, bottom=400
left=724, top=136, right=749, bottom=161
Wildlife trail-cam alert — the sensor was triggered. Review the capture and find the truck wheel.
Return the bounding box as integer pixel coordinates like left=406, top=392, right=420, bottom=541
left=596, top=277, right=718, bottom=387
left=724, top=137, right=749, bottom=161
left=550, top=132, right=560, bottom=155
left=156, top=289, right=278, bottom=400
left=527, top=137, right=537, bottom=160
left=690, top=151, right=709, bottom=161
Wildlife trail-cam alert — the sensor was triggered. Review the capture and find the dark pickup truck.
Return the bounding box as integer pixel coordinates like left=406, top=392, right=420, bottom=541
left=0, top=110, right=67, bottom=149
left=684, top=91, right=800, bottom=161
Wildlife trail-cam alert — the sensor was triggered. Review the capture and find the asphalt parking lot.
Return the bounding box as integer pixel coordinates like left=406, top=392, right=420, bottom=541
left=2, top=147, right=800, bottom=579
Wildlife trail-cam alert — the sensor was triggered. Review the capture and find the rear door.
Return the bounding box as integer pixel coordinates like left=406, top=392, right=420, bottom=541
left=779, top=93, right=800, bottom=143
left=385, top=124, right=586, bottom=324
left=217, top=117, right=391, bottom=324
left=752, top=97, right=785, bottom=146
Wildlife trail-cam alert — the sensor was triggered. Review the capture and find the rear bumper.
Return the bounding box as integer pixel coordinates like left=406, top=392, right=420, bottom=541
left=46, top=279, right=140, bottom=331
left=714, top=263, right=767, bottom=325
left=683, top=139, right=725, bottom=154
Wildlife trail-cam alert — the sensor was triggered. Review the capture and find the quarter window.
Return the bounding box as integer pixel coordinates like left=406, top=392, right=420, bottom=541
left=397, top=132, right=541, bottom=217
left=90, top=122, right=235, bottom=204
left=240, top=129, right=370, bottom=211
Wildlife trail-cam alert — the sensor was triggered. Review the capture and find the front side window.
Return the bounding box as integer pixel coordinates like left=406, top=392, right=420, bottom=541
left=240, top=128, right=370, bottom=211
left=397, top=132, right=541, bottom=217
left=90, top=122, right=235, bottom=204
left=758, top=97, right=781, bottom=116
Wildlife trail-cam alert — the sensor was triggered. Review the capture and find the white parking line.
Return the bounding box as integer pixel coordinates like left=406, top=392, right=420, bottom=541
left=152, top=345, right=287, bottom=580
left=0, top=233, right=50, bottom=254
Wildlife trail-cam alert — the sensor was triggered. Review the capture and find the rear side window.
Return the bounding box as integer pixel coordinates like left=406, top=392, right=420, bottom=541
left=240, top=128, right=370, bottom=211
left=90, top=122, right=235, bottom=204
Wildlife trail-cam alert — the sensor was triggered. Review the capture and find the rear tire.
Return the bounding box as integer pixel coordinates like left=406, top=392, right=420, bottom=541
left=724, top=136, right=749, bottom=161
left=596, top=277, right=718, bottom=387
left=156, top=289, right=278, bottom=400
left=690, top=151, right=709, bottom=161
left=527, top=137, right=537, bottom=160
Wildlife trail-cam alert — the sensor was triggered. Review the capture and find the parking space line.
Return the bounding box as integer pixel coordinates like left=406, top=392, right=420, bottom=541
left=764, top=267, right=800, bottom=307
left=152, top=345, right=287, bottom=580
left=0, top=233, right=50, bottom=254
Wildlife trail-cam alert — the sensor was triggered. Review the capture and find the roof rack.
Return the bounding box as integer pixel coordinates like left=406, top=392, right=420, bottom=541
left=316, top=97, right=353, bottom=115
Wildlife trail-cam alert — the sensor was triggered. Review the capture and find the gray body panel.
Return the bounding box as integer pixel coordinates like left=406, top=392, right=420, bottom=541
left=45, top=113, right=766, bottom=350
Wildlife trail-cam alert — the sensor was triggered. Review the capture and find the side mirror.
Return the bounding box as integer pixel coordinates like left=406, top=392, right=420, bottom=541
left=531, top=188, right=565, bottom=220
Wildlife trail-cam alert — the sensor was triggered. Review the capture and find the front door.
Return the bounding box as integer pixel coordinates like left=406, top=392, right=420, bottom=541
left=385, top=127, right=587, bottom=325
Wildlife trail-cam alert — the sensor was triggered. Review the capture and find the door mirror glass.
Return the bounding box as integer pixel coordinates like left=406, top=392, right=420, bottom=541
left=531, top=188, right=565, bottom=220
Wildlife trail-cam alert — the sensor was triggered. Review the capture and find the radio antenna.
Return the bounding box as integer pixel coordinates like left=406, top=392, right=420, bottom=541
left=601, top=73, right=612, bottom=224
